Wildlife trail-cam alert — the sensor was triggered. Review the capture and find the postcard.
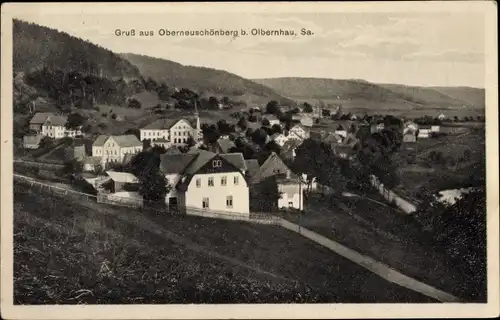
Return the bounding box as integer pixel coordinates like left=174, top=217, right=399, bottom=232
left=1, top=1, right=498, bottom=319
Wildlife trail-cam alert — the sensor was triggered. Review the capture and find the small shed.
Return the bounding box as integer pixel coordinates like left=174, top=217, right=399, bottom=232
left=23, top=134, right=42, bottom=149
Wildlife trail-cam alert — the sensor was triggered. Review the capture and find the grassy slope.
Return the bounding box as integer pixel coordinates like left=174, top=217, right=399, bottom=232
left=121, top=53, right=296, bottom=107
left=276, top=192, right=486, bottom=302
left=13, top=182, right=432, bottom=304
left=430, top=86, right=485, bottom=108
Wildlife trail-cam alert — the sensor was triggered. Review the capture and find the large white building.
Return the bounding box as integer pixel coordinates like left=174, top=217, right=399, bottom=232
left=92, top=134, right=143, bottom=166
left=140, top=115, right=202, bottom=147
left=159, top=149, right=249, bottom=217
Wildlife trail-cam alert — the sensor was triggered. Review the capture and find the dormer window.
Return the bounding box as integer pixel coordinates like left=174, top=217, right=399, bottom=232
left=212, top=159, right=222, bottom=168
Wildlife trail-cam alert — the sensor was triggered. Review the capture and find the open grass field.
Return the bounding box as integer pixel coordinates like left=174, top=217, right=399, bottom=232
left=13, top=181, right=434, bottom=304
left=275, top=194, right=486, bottom=302
left=395, top=125, right=485, bottom=200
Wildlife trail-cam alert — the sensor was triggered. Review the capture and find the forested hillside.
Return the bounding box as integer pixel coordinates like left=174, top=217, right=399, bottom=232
left=121, top=53, right=296, bottom=107
left=13, top=19, right=142, bottom=80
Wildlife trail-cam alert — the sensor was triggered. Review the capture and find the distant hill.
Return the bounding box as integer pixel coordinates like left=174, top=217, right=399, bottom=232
left=430, top=87, right=485, bottom=108
left=253, top=77, right=485, bottom=110
left=121, top=53, right=296, bottom=107
left=377, top=84, right=467, bottom=107
left=13, top=19, right=142, bottom=80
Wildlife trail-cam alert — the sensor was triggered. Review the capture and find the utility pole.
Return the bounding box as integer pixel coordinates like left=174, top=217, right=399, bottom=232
left=299, top=174, right=302, bottom=234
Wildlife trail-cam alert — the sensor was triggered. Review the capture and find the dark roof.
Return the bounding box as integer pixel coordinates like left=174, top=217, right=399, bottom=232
left=164, top=146, right=182, bottom=155
left=29, top=113, right=53, bottom=125
left=245, top=159, right=260, bottom=178
left=215, top=139, right=236, bottom=153
left=43, top=115, right=68, bottom=126
left=160, top=153, right=198, bottom=174
left=142, top=118, right=197, bottom=130
left=142, top=118, right=178, bottom=130
left=282, top=139, right=302, bottom=151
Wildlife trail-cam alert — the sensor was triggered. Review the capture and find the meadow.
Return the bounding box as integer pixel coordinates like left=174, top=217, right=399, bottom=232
left=13, top=181, right=433, bottom=304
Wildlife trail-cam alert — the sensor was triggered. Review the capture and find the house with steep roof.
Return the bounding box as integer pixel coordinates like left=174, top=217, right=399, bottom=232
left=140, top=116, right=202, bottom=146
left=288, top=124, right=309, bottom=140
left=92, top=134, right=143, bottom=167
left=269, top=133, right=288, bottom=147
left=250, top=151, right=290, bottom=185
left=335, top=124, right=347, bottom=139
left=29, top=112, right=82, bottom=139
left=159, top=149, right=249, bottom=216
left=403, top=129, right=417, bottom=143
left=276, top=170, right=305, bottom=210
left=29, top=112, right=53, bottom=132
left=281, top=139, right=302, bottom=161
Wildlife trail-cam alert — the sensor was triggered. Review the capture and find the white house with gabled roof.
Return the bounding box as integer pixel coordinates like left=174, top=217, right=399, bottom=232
left=92, top=134, right=143, bottom=166
left=159, top=149, right=249, bottom=217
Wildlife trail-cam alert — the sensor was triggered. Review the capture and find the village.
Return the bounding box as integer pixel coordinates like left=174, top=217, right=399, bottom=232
left=18, top=100, right=460, bottom=219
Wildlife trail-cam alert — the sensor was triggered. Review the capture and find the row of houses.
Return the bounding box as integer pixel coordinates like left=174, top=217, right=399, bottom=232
left=89, top=148, right=307, bottom=216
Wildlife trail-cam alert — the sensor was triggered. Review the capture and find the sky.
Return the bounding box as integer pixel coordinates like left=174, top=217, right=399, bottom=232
left=13, top=5, right=488, bottom=88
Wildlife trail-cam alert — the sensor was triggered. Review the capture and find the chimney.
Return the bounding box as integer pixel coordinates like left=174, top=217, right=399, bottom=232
left=286, top=169, right=291, bottom=179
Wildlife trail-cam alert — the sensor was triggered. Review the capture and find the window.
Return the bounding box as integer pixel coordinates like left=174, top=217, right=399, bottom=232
left=221, top=176, right=227, bottom=186
left=208, top=177, right=214, bottom=187
left=212, top=160, right=222, bottom=168
left=288, top=201, right=294, bottom=207
left=196, top=178, right=201, bottom=188
left=234, top=176, right=239, bottom=185
left=226, top=196, right=233, bottom=208
left=202, top=197, right=209, bottom=209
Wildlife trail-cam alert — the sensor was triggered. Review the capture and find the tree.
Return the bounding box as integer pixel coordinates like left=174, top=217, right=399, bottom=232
left=266, top=100, right=279, bottom=115
left=145, top=77, right=158, bottom=91
left=303, top=102, right=314, bottom=113
left=128, top=98, right=142, bottom=109
left=65, top=113, right=86, bottom=130
left=203, top=124, right=220, bottom=144
left=322, top=109, right=331, bottom=117
left=271, top=124, right=283, bottom=135
left=262, top=118, right=270, bottom=127
left=251, top=128, right=269, bottom=146
left=237, top=117, right=248, bottom=130
left=208, top=96, right=219, bottom=110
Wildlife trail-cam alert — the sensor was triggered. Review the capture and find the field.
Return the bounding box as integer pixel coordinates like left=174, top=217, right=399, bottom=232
left=13, top=181, right=434, bottom=304
left=394, top=125, right=486, bottom=200
left=275, top=193, right=486, bottom=302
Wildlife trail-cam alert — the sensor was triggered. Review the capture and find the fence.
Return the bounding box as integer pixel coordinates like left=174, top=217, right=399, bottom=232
left=369, top=175, right=417, bottom=214
left=12, top=173, right=459, bottom=302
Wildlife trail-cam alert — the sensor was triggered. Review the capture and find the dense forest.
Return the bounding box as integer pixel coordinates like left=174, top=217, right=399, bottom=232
left=13, top=19, right=142, bottom=79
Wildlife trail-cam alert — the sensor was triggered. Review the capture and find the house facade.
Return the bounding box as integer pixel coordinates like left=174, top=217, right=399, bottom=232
left=403, top=131, right=417, bottom=143
left=431, top=125, right=440, bottom=133
left=270, top=133, right=288, bottom=147
left=277, top=171, right=304, bottom=210
left=418, top=128, right=431, bottom=139
left=289, top=124, right=309, bottom=140
left=160, top=150, right=249, bottom=216
left=92, top=135, right=143, bottom=166
left=34, top=114, right=82, bottom=139
left=140, top=117, right=202, bottom=146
